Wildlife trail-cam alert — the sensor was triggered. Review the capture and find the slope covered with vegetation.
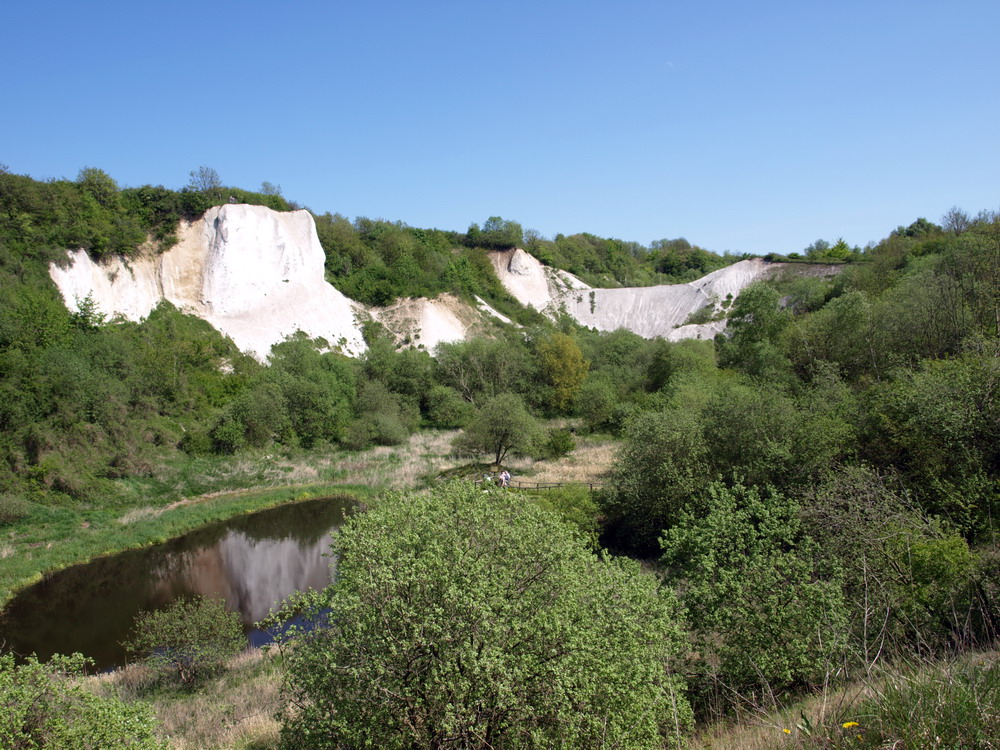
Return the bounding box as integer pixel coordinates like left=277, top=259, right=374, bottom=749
left=2, top=164, right=998, bottom=747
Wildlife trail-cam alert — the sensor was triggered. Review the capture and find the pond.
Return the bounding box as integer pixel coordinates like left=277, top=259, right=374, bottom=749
left=0, top=496, right=353, bottom=671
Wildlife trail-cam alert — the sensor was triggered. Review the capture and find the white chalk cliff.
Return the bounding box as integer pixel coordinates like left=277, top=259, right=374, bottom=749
left=489, top=249, right=782, bottom=341
left=49, top=204, right=367, bottom=359
left=49, top=204, right=822, bottom=358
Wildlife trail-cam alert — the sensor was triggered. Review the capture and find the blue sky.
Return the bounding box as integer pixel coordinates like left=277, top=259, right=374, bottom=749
left=3, top=0, right=998, bottom=255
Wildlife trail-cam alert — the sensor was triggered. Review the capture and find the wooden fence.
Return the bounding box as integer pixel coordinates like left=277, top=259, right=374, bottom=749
left=473, top=477, right=605, bottom=492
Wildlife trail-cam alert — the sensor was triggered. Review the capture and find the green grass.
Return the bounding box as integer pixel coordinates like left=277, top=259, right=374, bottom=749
left=0, top=481, right=375, bottom=608
left=691, top=653, right=1000, bottom=750
left=815, top=656, right=1000, bottom=749
left=0, top=433, right=471, bottom=607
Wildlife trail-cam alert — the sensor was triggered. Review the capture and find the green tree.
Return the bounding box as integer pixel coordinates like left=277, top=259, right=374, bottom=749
left=575, top=372, right=622, bottom=432
left=0, top=652, right=165, bottom=748
left=600, top=407, right=712, bottom=555
left=699, top=376, right=853, bottom=490
left=187, top=165, right=222, bottom=192
left=123, top=596, right=244, bottom=688
left=435, top=336, right=532, bottom=405
left=259, top=180, right=282, bottom=196
left=716, top=282, right=792, bottom=380
left=535, top=331, right=589, bottom=412
left=264, top=334, right=356, bottom=447
left=76, top=166, right=121, bottom=208
left=274, top=483, right=692, bottom=749
left=425, top=384, right=475, bottom=427
left=453, top=392, right=540, bottom=465
left=801, top=466, right=982, bottom=656
left=661, top=483, right=848, bottom=694
left=467, top=216, right=523, bottom=250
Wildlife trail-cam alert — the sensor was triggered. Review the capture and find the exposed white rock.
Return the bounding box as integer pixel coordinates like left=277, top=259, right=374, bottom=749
left=48, top=205, right=835, bottom=359
left=566, top=259, right=777, bottom=339
left=371, top=293, right=496, bottom=353
left=473, top=295, right=514, bottom=326
left=488, top=248, right=590, bottom=312
left=489, top=250, right=783, bottom=340
left=49, top=205, right=366, bottom=360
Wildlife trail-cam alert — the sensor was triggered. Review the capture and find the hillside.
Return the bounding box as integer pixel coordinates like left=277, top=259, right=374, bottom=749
left=48, top=204, right=822, bottom=359
left=2, top=167, right=1000, bottom=749
left=49, top=204, right=367, bottom=359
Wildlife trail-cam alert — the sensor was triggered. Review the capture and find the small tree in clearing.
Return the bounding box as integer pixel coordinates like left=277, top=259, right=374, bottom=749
left=453, top=392, right=540, bottom=465
left=124, top=596, right=244, bottom=688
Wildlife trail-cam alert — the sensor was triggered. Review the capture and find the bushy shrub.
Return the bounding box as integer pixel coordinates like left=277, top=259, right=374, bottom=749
left=801, top=466, right=987, bottom=654
left=661, top=483, right=848, bottom=698
left=274, top=483, right=692, bottom=748
left=531, top=484, right=600, bottom=548
left=541, top=427, right=575, bottom=459
left=576, top=373, right=620, bottom=432
left=343, top=412, right=409, bottom=450
left=123, top=596, right=244, bottom=688
left=424, top=384, right=474, bottom=428
left=0, top=652, right=164, bottom=748
left=600, top=408, right=711, bottom=555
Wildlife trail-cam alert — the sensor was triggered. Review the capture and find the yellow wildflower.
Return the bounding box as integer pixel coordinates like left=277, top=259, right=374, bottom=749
left=783, top=728, right=792, bottom=734
left=842, top=721, right=859, bottom=728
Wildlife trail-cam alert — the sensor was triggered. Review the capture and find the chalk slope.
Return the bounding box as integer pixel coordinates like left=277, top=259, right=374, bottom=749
left=49, top=205, right=367, bottom=359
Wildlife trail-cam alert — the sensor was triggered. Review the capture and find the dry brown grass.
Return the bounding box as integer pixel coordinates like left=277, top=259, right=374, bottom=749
left=687, top=679, right=877, bottom=750
left=331, top=429, right=462, bottom=488
left=94, top=648, right=285, bottom=749
left=117, top=506, right=162, bottom=525
left=507, top=436, right=618, bottom=485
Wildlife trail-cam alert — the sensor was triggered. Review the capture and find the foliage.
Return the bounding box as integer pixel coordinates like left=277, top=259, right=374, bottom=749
left=274, top=482, right=692, bottom=749
left=541, top=427, right=575, bottom=459
left=716, top=281, right=793, bottom=380
left=465, top=215, right=523, bottom=250
left=262, top=335, right=357, bottom=448
left=0, top=652, right=164, bottom=748
left=661, top=483, right=847, bottom=695
left=858, top=346, right=1000, bottom=537
left=315, top=213, right=517, bottom=309
left=123, top=596, right=245, bottom=688
left=530, top=484, right=601, bottom=548
left=187, top=165, right=222, bottom=192
left=575, top=373, right=624, bottom=432
left=452, top=393, right=541, bottom=466
left=424, top=384, right=475, bottom=427
left=0, top=168, right=292, bottom=260
left=801, top=466, right=988, bottom=655
left=435, top=335, right=534, bottom=405
left=600, top=407, right=712, bottom=555
left=699, top=376, right=853, bottom=490
left=342, top=380, right=416, bottom=450
left=800, top=657, right=1000, bottom=750
left=534, top=331, right=589, bottom=412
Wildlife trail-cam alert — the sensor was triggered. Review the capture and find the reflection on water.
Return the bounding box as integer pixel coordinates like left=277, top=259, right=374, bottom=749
left=0, top=496, right=353, bottom=671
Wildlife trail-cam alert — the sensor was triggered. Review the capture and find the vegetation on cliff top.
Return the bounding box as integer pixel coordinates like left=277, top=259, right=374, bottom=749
left=2, top=165, right=999, bottom=746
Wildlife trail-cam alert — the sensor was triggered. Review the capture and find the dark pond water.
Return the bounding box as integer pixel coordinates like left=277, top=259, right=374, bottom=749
left=0, top=495, right=353, bottom=671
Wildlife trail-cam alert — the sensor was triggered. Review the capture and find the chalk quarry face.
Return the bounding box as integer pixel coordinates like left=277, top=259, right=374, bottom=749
left=49, top=204, right=368, bottom=360
left=49, top=204, right=798, bottom=359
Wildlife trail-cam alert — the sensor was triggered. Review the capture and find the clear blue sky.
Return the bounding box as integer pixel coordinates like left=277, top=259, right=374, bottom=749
left=3, top=0, right=998, bottom=255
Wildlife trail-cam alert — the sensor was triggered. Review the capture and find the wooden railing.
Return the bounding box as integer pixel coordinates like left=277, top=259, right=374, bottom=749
left=473, top=477, right=605, bottom=492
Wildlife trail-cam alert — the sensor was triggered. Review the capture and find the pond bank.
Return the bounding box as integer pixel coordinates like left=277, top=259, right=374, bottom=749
left=0, top=482, right=376, bottom=609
